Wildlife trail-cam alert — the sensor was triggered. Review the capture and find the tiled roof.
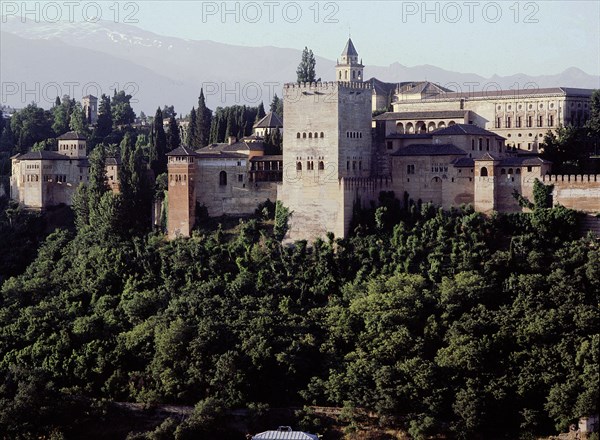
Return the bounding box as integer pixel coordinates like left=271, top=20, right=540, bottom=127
left=366, top=78, right=398, bottom=96
left=498, top=156, right=551, bottom=166
left=341, top=38, right=358, bottom=57
left=17, top=151, right=72, bottom=160
left=254, top=112, right=283, bottom=129
left=250, top=155, right=283, bottom=161
left=420, top=87, right=594, bottom=100
left=399, top=81, right=453, bottom=95
left=57, top=131, right=87, bottom=141
left=385, top=133, right=433, bottom=140
left=199, top=139, right=264, bottom=154
left=392, top=144, right=467, bottom=156
left=451, top=157, right=475, bottom=167
left=106, top=157, right=122, bottom=166
left=166, top=145, right=198, bottom=156
left=433, top=124, right=505, bottom=138
left=195, top=152, right=248, bottom=159
left=374, top=110, right=468, bottom=121
left=476, top=153, right=501, bottom=161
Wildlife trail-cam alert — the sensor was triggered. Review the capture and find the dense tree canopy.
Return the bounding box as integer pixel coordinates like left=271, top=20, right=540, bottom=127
left=0, top=193, right=597, bottom=439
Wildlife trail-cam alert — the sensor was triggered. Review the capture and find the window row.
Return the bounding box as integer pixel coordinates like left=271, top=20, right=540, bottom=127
left=296, top=161, right=325, bottom=171
left=170, top=174, right=188, bottom=182
left=498, top=115, right=554, bottom=128
left=296, top=132, right=325, bottom=139
left=346, top=131, right=363, bottom=139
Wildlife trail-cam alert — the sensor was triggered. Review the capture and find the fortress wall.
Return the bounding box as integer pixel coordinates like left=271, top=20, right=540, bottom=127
left=541, top=175, right=600, bottom=213
left=278, top=177, right=347, bottom=244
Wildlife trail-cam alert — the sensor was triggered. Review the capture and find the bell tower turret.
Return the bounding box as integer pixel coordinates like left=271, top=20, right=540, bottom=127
left=336, top=38, right=364, bottom=82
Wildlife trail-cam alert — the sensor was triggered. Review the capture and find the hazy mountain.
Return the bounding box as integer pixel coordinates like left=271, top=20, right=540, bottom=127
left=1, top=17, right=598, bottom=114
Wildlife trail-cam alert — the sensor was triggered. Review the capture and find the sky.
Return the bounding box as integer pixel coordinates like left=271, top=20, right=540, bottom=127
left=4, top=1, right=600, bottom=77
left=128, top=0, right=600, bottom=77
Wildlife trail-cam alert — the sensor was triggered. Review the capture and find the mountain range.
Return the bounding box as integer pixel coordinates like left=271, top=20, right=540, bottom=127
left=1, top=17, right=599, bottom=115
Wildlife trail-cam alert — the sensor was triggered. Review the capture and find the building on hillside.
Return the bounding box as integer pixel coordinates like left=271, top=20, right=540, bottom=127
left=166, top=38, right=600, bottom=241
left=253, top=111, right=283, bottom=137
left=10, top=131, right=123, bottom=209
left=166, top=135, right=282, bottom=239
left=390, top=86, right=594, bottom=152
left=82, top=95, right=98, bottom=125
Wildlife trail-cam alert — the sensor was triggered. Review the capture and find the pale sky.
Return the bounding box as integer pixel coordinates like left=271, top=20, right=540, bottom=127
left=6, top=1, right=600, bottom=77
left=130, top=0, right=600, bottom=77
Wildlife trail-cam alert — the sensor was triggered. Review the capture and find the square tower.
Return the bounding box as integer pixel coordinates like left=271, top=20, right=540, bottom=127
left=278, top=81, right=373, bottom=242
left=82, top=95, right=98, bottom=125
left=57, top=131, right=87, bottom=158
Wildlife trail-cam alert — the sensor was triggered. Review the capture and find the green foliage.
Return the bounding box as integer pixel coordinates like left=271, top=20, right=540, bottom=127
left=0, top=202, right=597, bottom=438
left=297, top=46, right=317, bottom=83
left=273, top=200, right=290, bottom=241
left=533, top=178, right=554, bottom=209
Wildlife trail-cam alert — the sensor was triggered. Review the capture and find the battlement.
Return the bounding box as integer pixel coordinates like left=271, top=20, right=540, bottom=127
left=542, top=174, right=600, bottom=183
left=284, top=81, right=372, bottom=91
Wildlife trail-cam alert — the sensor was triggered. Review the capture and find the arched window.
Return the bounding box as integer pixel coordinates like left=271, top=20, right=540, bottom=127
left=480, top=167, right=488, bottom=177
left=508, top=168, right=513, bottom=175
left=309, top=132, right=312, bottom=138
left=320, top=132, right=324, bottom=138
left=471, top=139, right=475, bottom=150
left=314, top=132, right=318, bottom=138
left=302, top=133, right=307, bottom=139
left=501, top=168, right=506, bottom=175
left=297, top=132, right=300, bottom=138
left=318, top=161, right=324, bottom=170
left=515, top=168, right=521, bottom=174
left=296, top=162, right=302, bottom=171
left=219, top=171, right=227, bottom=186
left=478, top=138, right=483, bottom=151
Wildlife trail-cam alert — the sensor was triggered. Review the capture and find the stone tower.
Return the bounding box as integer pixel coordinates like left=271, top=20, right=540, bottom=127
left=277, top=79, right=373, bottom=243
left=167, top=146, right=197, bottom=239
left=82, top=95, right=98, bottom=125
left=335, top=38, right=364, bottom=82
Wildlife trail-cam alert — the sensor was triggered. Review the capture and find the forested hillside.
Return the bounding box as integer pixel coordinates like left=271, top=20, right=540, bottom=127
left=0, top=196, right=598, bottom=439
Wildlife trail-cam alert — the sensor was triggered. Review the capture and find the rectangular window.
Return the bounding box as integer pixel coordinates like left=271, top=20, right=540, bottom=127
left=506, top=117, right=511, bottom=128
left=407, top=164, right=415, bottom=175
left=548, top=115, right=554, bottom=126
left=538, top=116, right=543, bottom=127
left=527, top=116, right=532, bottom=128
left=517, top=117, right=521, bottom=128
left=496, top=117, right=501, bottom=128
left=238, top=174, right=243, bottom=182
left=387, top=141, right=392, bottom=150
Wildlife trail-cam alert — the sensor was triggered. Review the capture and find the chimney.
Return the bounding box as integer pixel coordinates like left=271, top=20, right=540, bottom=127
left=228, top=136, right=237, bottom=145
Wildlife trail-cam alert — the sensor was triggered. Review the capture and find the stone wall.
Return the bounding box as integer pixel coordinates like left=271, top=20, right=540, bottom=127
left=541, top=174, right=600, bottom=213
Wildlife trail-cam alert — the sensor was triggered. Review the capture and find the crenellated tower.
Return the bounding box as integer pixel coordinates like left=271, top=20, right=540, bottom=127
left=167, top=146, right=197, bottom=239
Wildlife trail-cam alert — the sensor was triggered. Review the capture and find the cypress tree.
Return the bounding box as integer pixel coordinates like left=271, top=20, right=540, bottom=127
left=188, top=107, right=198, bottom=146
left=167, top=115, right=181, bottom=151
left=255, top=102, right=266, bottom=122
left=197, top=88, right=212, bottom=147
left=152, top=107, right=167, bottom=176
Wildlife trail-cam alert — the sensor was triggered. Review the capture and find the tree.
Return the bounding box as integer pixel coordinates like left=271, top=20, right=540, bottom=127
left=255, top=102, right=266, bottom=122
left=196, top=89, right=212, bottom=147
left=296, top=46, right=316, bottom=83
left=188, top=107, right=198, bottom=147
left=111, top=90, right=136, bottom=127
left=95, top=94, right=113, bottom=140
left=167, top=115, right=181, bottom=151
left=270, top=94, right=283, bottom=118
left=52, top=95, right=75, bottom=135
left=9, top=104, right=54, bottom=153
left=69, top=102, right=88, bottom=134
left=151, top=107, right=168, bottom=176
